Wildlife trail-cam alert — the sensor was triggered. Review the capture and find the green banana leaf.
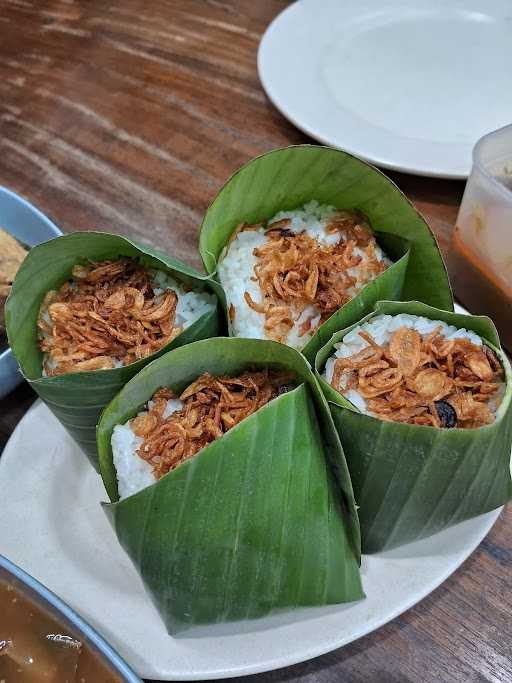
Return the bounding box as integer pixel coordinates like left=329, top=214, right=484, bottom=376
left=198, top=145, right=452, bottom=362
left=97, top=337, right=364, bottom=634
left=5, top=232, right=224, bottom=471
left=315, top=300, right=512, bottom=553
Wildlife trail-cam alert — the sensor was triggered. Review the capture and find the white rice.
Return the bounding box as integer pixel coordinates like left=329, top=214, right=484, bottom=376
left=323, top=313, right=483, bottom=414
left=150, top=269, right=215, bottom=330
left=40, top=268, right=215, bottom=375
left=217, top=200, right=390, bottom=350
left=112, top=397, right=183, bottom=500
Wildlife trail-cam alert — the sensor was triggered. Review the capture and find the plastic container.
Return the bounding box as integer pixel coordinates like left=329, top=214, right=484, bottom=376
left=449, top=124, right=512, bottom=351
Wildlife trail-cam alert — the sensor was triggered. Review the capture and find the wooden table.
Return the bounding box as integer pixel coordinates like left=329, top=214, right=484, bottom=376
left=0, top=1, right=510, bottom=681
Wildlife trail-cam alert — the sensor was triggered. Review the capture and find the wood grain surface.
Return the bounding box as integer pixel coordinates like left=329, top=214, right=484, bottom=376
left=0, top=1, right=510, bottom=682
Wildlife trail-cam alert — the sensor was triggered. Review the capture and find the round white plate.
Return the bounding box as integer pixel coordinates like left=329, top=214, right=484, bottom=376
left=258, top=0, right=512, bottom=179
left=0, top=401, right=502, bottom=680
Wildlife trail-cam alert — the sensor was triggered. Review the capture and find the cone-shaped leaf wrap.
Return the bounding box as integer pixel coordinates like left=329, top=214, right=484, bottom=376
left=97, top=338, right=364, bottom=633
left=199, top=145, right=452, bottom=362
left=316, top=301, right=512, bottom=553
left=5, top=232, right=224, bottom=470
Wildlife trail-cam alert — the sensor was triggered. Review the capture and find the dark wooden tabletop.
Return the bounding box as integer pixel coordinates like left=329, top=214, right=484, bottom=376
left=0, top=1, right=511, bottom=682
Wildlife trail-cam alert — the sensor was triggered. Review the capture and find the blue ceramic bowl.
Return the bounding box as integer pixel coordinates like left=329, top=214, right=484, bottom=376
left=0, top=554, right=142, bottom=682
left=0, top=187, right=63, bottom=398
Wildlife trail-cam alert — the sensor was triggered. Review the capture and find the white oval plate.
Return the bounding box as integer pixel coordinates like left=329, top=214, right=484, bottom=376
left=258, top=0, right=512, bottom=179
left=0, top=400, right=502, bottom=679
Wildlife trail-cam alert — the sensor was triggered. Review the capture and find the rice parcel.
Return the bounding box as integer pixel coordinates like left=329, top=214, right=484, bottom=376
left=324, top=313, right=505, bottom=428
left=218, top=201, right=391, bottom=350
left=112, top=369, right=294, bottom=499
left=38, top=257, right=215, bottom=376
left=99, top=337, right=365, bottom=631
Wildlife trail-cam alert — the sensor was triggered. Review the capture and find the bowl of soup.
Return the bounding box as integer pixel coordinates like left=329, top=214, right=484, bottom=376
left=0, top=554, right=142, bottom=682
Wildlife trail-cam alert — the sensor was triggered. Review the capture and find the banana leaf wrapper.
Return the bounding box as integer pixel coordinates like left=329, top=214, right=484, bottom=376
left=198, top=145, right=452, bottom=362
left=97, top=337, right=364, bottom=634
left=5, top=232, right=224, bottom=471
left=315, top=300, right=512, bottom=553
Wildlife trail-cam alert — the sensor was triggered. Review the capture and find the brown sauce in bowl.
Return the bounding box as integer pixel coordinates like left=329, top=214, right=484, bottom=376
left=0, top=576, right=125, bottom=682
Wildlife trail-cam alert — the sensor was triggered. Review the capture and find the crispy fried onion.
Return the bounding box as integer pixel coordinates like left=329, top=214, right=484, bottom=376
left=38, top=258, right=181, bottom=375
left=242, top=212, right=387, bottom=343
left=330, top=326, right=504, bottom=429
left=133, top=370, right=295, bottom=478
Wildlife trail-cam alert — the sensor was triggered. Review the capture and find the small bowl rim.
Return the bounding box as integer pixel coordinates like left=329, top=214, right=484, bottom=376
left=0, top=186, right=63, bottom=392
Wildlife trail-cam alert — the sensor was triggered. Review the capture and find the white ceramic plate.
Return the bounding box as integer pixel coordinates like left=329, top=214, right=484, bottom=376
left=258, top=0, right=512, bottom=179
left=0, top=401, right=502, bottom=680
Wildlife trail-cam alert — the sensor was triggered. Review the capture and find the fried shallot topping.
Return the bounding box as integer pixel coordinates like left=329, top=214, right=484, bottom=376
left=38, top=258, right=182, bottom=375
left=330, top=326, right=504, bottom=429
left=242, top=211, right=388, bottom=343
left=133, top=370, right=295, bottom=478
